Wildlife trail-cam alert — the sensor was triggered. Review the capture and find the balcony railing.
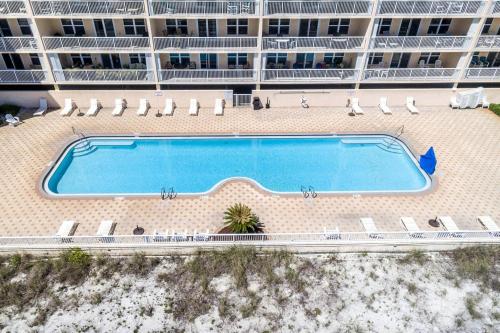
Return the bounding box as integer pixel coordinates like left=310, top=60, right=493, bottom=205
left=30, top=0, right=145, bottom=16
left=154, top=37, right=258, bottom=51
left=363, top=68, right=460, bottom=81
left=53, top=69, right=154, bottom=82
left=149, top=1, right=257, bottom=16
left=377, top=0, right=484, bottom=15
left=475, top=36, right=500, bottom=49
left=370, top=36, right=471, bottom=50
left=0, top=0, right=27, bottom=15
left=465, top=67, right=500, bottom=80
left=263, top=36, right=364, bottom=50
left=159, top=69, right=257, bottom=82
left=0, top=70, right=47, bottom=83
left=492, top=0, right=500, bottom=14
left=43, top=37, right=150, bottom=51
left=265, top=1, right=372, bottom=15
left=0, top=37, right=38, bottom=52
left=262, top=69, right=359, bottom=81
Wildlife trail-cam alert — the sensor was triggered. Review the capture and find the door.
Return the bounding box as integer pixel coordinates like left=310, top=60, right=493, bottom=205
left=2, top=53, right=24, bottom=69
left=0, top=19, right=12, bottom=37
left=200, top=53, right=217, bottom=69
left=299, top=19, right=318, bottom=37
left=390, top=53, right=411, bottom=68
left=198, top=19, right=217, bottom=37
left=101, top=54, right=121, bottom=69
left=94, top=19, right=115, bottom=37
left=295, top=53, right=314, bottom=68
left=398, top=19, right=420, bottom=36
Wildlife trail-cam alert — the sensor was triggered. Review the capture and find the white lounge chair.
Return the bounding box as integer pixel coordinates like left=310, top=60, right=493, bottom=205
left=137, top=98, right=150, bottom=116
left=189, top=99, right=199, bottom=115
left=4, top=114, right=20, bottom=126
left=323, top=227, right=340, bottom=240
left=163, top=98, right=175, bottom=116
left=449, top=95, right=460, bottom=109
left=214, top=98, right=224, bottom=116
left=360, top=217, right=383, bottom=239
left=477, top=216, right=499, bottom=237
left=60, top=98, right=76, bottom=116
left=96, top=220, right=116, bottom=236
left=86, top=98, right=101, bottom=116
left=438, top=216, right=464, bottom=238
left=379, top=97, right=392, bottom=114
left=56, top=220, right=77, bottom=237
left=401, top=217, right=423, bottom=238
left=481, top=95, right=490, bottom=108
left=351, top=97, right=364, bottom=115
left=34, top=98, right=48, bottom=116
left=406, top=96, right=419, bottom=114
left=112, top=98, right=126, bottom=116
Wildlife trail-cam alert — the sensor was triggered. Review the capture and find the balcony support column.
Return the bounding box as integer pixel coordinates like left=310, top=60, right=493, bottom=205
left=357, top=0, right=380, bottom=89
left=143, top=0, right=160, bottom=89
left=256, top=0, right=265, bottom=90
left=455, top=17, right=487, bottom=88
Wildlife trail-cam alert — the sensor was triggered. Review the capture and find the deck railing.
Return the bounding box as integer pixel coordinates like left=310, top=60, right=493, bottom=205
left=262, top=36, right=364, bottom=50
left=363, top=68, right=460, bottom=80
left=53, top=69, right=154, bottom=82
left=0, top=37, right=38, bottom=51
left=475, top=36, right=500, bottom=49
left=262, top=69, right=359, bottom=81
left=154, top=37, right=258, bottom=50
left=0, top=0, right=27, bottom=15
left=30, top=0, right=145, bottom=16
left=265, top=0, right=372, bottom=15
left=43, top=37, right=150, bottom=51
left=370, top=36, right=471, bottom=50
left=464, top=67, right=500, bottom=79
left=491, top=0, right=500, bottom=14
left=149, top=0, right=257, bottom=15
left=0, top=70, right=47, bottom=83
left=159, top=69, right=257, bottom=82
left=377, top=0, right=485, bottom=15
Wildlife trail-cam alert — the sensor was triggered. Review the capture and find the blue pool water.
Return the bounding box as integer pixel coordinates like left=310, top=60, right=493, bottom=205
left=44, top=136, right=431, bottom=196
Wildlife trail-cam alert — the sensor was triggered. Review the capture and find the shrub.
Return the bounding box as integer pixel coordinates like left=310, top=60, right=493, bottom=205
left=489, top=103, right=500, bottom=116
left=223, top=203, right=261, bottom=233
left=399, top=250, right=429, bottom=266
left=0, top=104, right=21, bottom=116
left=55, top=248, right=92, bottom=284
left=451, top=246, right=499, bottom=290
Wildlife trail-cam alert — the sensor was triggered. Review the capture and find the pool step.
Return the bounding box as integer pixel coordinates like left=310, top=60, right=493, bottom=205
left=377, top=138, right=404, bottom=154
left=72, top=142, right=97, bottom=157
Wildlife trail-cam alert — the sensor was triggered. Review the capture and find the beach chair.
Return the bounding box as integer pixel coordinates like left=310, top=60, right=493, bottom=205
left=481, top=95, right=490, bottom=108
left=379, top=97, right=391, bottom=114
left=477, top=216, right=500, bottom=237
left=56, top=220, right=77, bottom=243
left=400, top=217, right=423, bottom=238
left=163, top=98, right=175, bottom=116
left=438, top=216, right=464, bottom=238
left=60, top=98, right=76, bottom=116
left=112, top=98, right=126, bottom=116
left=323, top=227, right=341, bottom=240
left=214, top=98, right=224, bottom=116
left=96, top=220, right=116, bottom=243
left=189, top=99, right=199, bottom=115
left=194, top=229, right=210, bottom=241
left=34, top=98, right=48, bottom=116
left=4, top=114, right=20, bottom=126
left=360, top=217, right=383, bottom=239
left=406, top=96, right=419, bottom=114
left=351, top=97, right=364, bottom=115
left=137, top=98, right=150, bottom=116
left=449, top=95, right=460, bottom=109
left=86, top=98, right=101, bottom=116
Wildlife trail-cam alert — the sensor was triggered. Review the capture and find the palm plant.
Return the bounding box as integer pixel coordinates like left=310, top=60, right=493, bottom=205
left=223, top=203, right=260, bottom=234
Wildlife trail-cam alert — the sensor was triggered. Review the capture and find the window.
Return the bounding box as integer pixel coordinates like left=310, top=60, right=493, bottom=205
left=200, top=53, right=217, bottom=69
left=419, top=52, right=440, bottom=65
left=368, top=53, right=384, bottom=65
left=70, top=53, right=92, bottom=67
left=227, top=19, right=248, bottom=35
left=328, top=19, right=350, bottom=35
left=267, top=53, right=287, bottom=65
left=427, top=18, right=451, bottom=35
left=198, top=19, right=217, bottom=37
left=2, top=53, right=23, bottom=69
left=123, top=19, right=147, bottom=36
left=130, top=53, right=146, bottom=65
left=165, top=19, right=187, bottom=35
left=94, top=19, right=115, bottom=37
left=268, top=19, right=289, bottom=36
left=378, top=19, right=392, bottom=36
left=390, top=53, right=411, bottom=68
left=17, top=19, right=32, bottom=36
left=324, top=53, right=344, bottom=66
left=169, top=53, right=190, bottom=67
left=228, top=53, right=248, bottom=66
left=29, top=53, right=41, bottom=66
left=0, top=19, right=12, bottom=37
left=482, top=18, right=493, bottom=34
left=61, top=19, right=85, bottom=36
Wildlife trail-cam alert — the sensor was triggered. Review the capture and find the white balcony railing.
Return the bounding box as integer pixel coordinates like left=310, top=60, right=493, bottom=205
left=160, top=69, right=257, bottom=82
left=0, top=37, right=38, bottom=51
left=262, top=69, right=359, bottom=81
left=0, top=70, right=47, bottom=83
left=370, top=36, right=471, bottom=50
left=377, top=0, right=485, bottom=15
left=265, top=0, right=372, bottom=15
left=475, top=36, right=500, bottom=49
left=0, top=0, right=27, bottom=15
left=53, top=69, right=154, bottom=82
left=154, top=37, right=258, bottom=51
left=149, top=0, right=257, bottom=16
left=263, top=36, right=364, bottom=50
left=465, top=67, right=500, bottom=80
left=30, top=0, right=145, bottom=16
left=363, top=68, right=460, bottom=81
left=43, top=37, right=150, bottom=51
left=492, top=0, right=500, bottom=14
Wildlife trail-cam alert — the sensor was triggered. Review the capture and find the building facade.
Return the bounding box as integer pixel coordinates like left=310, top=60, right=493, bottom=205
left=0, top=0, right=499, bottom=89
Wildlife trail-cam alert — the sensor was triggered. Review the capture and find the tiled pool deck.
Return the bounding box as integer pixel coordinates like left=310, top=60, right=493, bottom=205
left=1, top=103, right=499, bottom=237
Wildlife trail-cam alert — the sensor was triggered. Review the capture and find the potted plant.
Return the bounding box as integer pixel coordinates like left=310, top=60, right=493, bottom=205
left=220, top=203, right=263, bottom=234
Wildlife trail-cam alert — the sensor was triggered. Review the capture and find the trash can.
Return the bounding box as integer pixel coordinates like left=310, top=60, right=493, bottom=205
left=252, top=97, right=263, bottom=110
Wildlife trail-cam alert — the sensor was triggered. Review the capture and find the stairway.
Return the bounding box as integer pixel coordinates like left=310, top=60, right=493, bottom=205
left=72, top=139, right=96, bottom=157
left=376, top=138, right=404, bottom=154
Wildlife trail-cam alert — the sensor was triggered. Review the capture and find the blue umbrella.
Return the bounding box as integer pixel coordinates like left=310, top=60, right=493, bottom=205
left=419, top=147, right=437, bottom=175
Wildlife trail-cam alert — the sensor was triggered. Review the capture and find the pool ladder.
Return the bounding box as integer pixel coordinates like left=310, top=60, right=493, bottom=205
left=71, top=127, right=95, bottom=157
left=385, top=125, right=405, bottom=150
left=301, top=185, right=318, bottom=199
left=161, top=187, right=177, bottom=200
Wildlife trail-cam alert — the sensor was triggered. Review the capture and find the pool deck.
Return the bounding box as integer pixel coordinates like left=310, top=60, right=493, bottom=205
left=1, top=103, right=499, bottom=237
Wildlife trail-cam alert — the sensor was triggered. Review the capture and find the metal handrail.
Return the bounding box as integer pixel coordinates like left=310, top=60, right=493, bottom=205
left=0, top=0, right=27, bottom=15
left=154, top=36, right=258, bottom=50
left=264, top=0, right=373, bottom=15
left=0, top=37, right=38, bottom=51
left=0, top=70, right=47, bottom=83
left=363, top=68, right=460, bottom=80
left=377, top=0, right=485, bottom=16
left=261, top=69, right=359, bottom=81
left=475, top=35, right=500, bottom=49
left=159, top=69, right=257, bottom=82
left=43, top=36, right=150, bottom=51
left=262, top=36, right=364, bottom=50
left=149, top=0, right=258, bottom=16
left=464, top=67, right=500, bottom=79
left=52, top=69, right=154, bottom=82
left=30, top=0, right=145, bottom=16
left=370, top=35, right=471, bottom=50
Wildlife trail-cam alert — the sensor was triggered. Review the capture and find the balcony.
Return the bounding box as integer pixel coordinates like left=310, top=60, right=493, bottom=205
left=0, top=0, right=27, bottom=15
left=492, top=1, right=500, bottom=14
left=475, top=36, right=500, bottom=50
left=262, top=37, right=364, bottom=51
left=464, top=67, right=500, bottom=80
left=370, top=36, right=471, bottom=51
left=0, top=37, right=38, bottom=52
left=52, top=69, right=154, bottom=83
left=265, top=1, right=372, bottom=16
left=30, top=0, right=145, bottom=16
left=0, top=70, right=47, bottom=83
left=159, top=69, right=256, bottom=82
left=43, top=37, right=150, bottom=52
left=377, top=0, right=485, bottom=16
left=261, top=69, right=359, bottom=82
left=363, top=68, right=460, bottom=81
left=149, top=1, right=257, bottom=16
left=154, top=37, right=258, bottom=51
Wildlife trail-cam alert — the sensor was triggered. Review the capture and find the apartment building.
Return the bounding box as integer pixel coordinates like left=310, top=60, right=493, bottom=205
left=0, top=0, right=499, bottom=90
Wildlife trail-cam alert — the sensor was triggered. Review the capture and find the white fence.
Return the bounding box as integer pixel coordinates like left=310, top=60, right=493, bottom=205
left=159, top=69, right=257, bottom=82
left=370, top=36, right=471, bottom=50
left=0, top=70, right=47, bottom=83
left=363, top=68, right=460, bottom=81
left=149, top=0, right=257, bottom=16
left=0, top=0, right=27, bottom=15
left=30, top=0, right=145, bottom=16
left=233, top=93, right=252, bottom=107
left=465, top=67, right=500, bottom=79
left=475, top=36, right=500, bottom=49
left=43, top=37, right=150, bottom=51
left=265, top=0, right=372, bottom=15
left=53, top=69, right=154, bottom=82
left=154, top=37, right=258, bottom=51
left=262, top=69, right=359, bottom=81
left=0, top=37, right=38, bottom=52
left=262, top=36, right=364, bottom=50
left=377, top=0, right=484, bottom=15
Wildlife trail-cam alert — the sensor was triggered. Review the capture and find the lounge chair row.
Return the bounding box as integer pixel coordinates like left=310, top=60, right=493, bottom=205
left=56, top=220, right=116, bottom=237
left=351, top=96, right=419, bottom=115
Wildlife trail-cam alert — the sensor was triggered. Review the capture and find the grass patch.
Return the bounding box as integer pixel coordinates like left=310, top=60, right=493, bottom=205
left=465, top=296, right=483, bottom=319
left=450, top=246, right=499, bottom=290
left=399, top=250, right=429, bottom=266
left=489, top=103, right=500, bottom=116
left=0, top=104, right=20, bottom=117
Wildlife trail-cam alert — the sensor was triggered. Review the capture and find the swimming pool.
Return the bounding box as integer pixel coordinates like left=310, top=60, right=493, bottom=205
left=43, top=135, right=431, bottom=197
